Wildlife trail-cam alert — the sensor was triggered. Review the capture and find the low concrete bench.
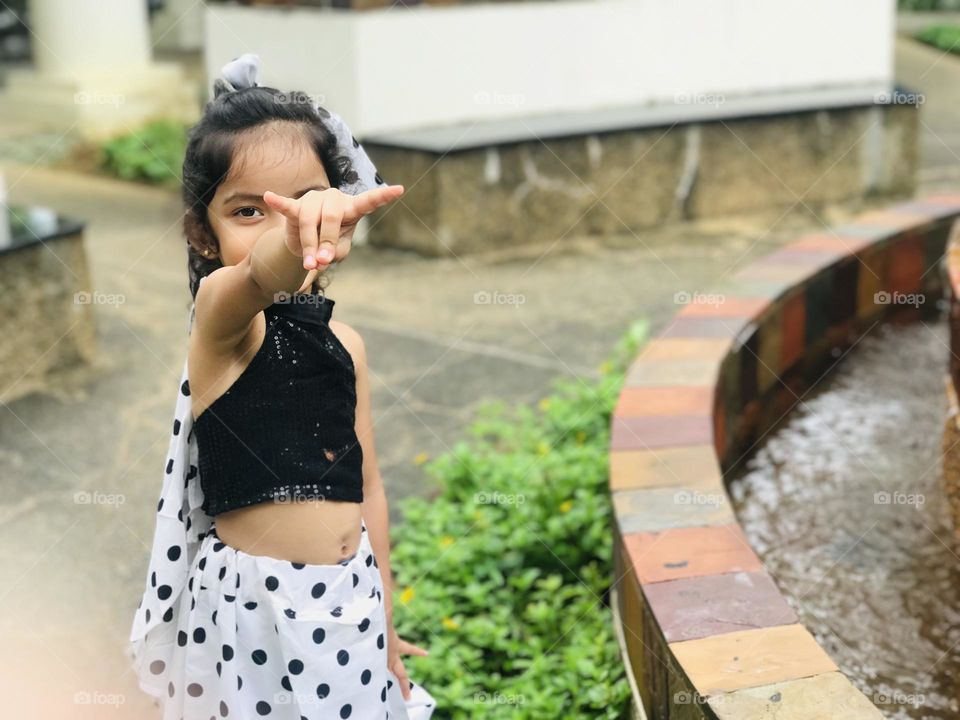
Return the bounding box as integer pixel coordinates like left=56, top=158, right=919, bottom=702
left=0, top=204, right=96, bottom=404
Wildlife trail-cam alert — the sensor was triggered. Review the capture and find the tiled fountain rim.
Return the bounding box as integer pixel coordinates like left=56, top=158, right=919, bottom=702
left=609, top=194, right=960, bottom=719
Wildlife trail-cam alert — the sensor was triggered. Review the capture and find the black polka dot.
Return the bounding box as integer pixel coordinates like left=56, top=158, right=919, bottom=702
left=151, top=571, right=157, bottom=587
left=311, top=582, right=326, bottom=598
left=374, top=172, right=384, bottom=185
left=352, top=135, right=359, bottom=148
left=358, top=618, right=370, bottom=632
left=193, top=627, right=206, bottom=643
left=377, top=633, right=384, bottom=649
left=167, top=545, right=181, bottom=561
left=288, top=659, right=304, bottom=675
left=252, top=649, right=267, bottom=665
left=340, top=704, right=352, bottom=718
left=163, top=607, right=174, bottom=622
left=312, top=627, right=325, bottom=644
left=145, top=609, right=151, bottom=623
left=284, top=608, right=297, bottom=619
left=181, top=379, right=190, bottom=396
left=173, top=418, right=181, bottom=435
left=216, top=661, right=222, bottom=677
left=213, top=542, right=225, bottom=552
left=380, top=686, right=387, bottom=702
left=256, top=700, right=271, bottom=715
left=361, top=669, right=371, bottom=685
left=220, top=700, right=229, bottom=716
left=177, top=631, right=188, bottom=647
left=265, top=576, right=279, bottom=591
left=187, top=682, right=203, bottom=697
left=337, top=649, right=349, bottom=666
left=167, top=681, right=175, bottom=697
left=317, top=683, right=330, bottom=699
left=281, top=675, right=292, bottom=692
left=352, top=573, right=359, bottom=587
left=238, top=676, right=243, bottom=690
left=291, top=562, right=305, bottom=570
left=331, top=606, right=343, bottom=618
left=165, top=458, right=174, bottom=474
left=222, top=644, right=234, bottom=661
left=244, top=601, right=258, bottom=610
left=158, top=585, right=172, bottom=601
left=149, top=660, right=165, bottom=674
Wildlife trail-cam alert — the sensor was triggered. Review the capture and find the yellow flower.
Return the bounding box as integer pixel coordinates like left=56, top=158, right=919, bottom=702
left=442, top=617, right=459, bottom=630
left=399, top=587, right=415, bottom=604
left=413, top=452, right=429, bottom=466
left=538, top=397, right=551, bottom=411
left=537, top=441, right=550, bottom=456
left=472, top=509, right=483, bottom=522
left=559, top=500, right=573, bottom=513
left=575, top=431, right=586, bottom=444
left=440, top=535, right=455, bottom=547
left=599, top=360, right=612, bottom=373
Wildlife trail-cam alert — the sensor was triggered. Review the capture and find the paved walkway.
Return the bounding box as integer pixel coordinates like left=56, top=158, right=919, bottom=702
left=0, top=32, right=958, bottom=718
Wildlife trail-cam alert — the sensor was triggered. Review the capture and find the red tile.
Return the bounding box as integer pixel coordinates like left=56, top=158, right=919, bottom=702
left=623, top=524, right=764, bottom=584
left=611, top=415, right=713, bottom=450
left=779, top=291, right=806, bottom=370
left=643, top=571, right=798, bottom=643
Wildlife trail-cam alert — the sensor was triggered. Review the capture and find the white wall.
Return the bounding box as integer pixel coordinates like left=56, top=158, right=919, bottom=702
left=205, top=0, right=895, bottom=136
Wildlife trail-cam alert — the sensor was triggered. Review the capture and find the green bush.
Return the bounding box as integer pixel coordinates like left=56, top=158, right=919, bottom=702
left=389, top=320, right=649, bottom=719
left=900, top=0, right=960, bottom=9
left=99, top=119, right=187, bottom=186
left=916, top=24, right=960, bottom=53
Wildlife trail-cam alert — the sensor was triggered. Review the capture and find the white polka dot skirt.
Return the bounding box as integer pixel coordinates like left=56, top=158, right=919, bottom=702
left=135, top=518, right=436, bottom=719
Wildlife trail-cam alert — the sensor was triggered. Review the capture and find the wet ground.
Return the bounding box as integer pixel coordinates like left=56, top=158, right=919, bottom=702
left=728, top=316, right=960, bottom=720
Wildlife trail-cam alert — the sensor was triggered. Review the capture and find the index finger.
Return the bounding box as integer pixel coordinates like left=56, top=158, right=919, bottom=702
left=344, top=184, right=404, bottom=222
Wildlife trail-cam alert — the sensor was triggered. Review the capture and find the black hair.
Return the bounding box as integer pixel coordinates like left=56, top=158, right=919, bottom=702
left=182, top=83, right=359, bottom=298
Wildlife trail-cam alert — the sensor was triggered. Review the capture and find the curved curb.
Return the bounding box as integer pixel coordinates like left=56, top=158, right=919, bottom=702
left=610, top=194, right=960, bottom=719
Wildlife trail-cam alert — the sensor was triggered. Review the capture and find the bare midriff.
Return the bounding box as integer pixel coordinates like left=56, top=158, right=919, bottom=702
left=212, top=498, right=364, bottom=565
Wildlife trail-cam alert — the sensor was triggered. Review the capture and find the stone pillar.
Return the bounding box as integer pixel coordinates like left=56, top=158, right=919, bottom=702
left=0, top=0, right=199, bottom=141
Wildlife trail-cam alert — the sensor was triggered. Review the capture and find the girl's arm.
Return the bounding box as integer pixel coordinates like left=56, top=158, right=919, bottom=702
left=193, top=224, right=309, bottom=353
left=336, top=322, right=398, bottom=620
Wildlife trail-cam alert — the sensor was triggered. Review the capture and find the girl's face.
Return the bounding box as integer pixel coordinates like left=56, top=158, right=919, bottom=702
left=207, top=123, right=332, bottom=293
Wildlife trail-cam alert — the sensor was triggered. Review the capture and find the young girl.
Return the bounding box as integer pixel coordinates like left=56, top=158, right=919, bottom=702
left=128, top=54, right=437, bottom=720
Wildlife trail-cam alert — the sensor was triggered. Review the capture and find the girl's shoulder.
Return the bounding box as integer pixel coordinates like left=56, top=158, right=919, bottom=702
left=328, top=319, right=366, bottom=370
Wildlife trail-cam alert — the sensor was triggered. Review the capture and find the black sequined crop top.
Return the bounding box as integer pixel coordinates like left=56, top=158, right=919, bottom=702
left=193, top=293, right=364, bottom=515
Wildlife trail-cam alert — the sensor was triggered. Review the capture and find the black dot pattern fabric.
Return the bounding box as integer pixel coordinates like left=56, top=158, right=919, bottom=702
left=194, top=293, right=364, bottom=516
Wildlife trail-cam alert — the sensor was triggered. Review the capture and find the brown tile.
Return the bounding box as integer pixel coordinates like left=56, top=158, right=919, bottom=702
left=615, top=386, right=715, bottom=417
left=637, top=338, right=732, bottom=363
left=610, top=445, right=722, bottom=491
left=623, top=524, right=763, bottom=584
left=707, top=671, right=884, bottom=719
left=670, top=624, right=838, bottom=697
left=643, top=571, right=797, bottom=643
left=678, top=297, right=769, bottom=319
left=611, top=414, right=713, bottom=450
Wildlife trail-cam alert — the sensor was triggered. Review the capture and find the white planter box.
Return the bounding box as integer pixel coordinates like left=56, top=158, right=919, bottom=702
left=205, top=0, right=895, bottom=137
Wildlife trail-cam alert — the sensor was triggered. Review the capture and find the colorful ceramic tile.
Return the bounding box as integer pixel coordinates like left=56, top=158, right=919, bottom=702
left=658, top=316, right=752, bottom=339
left=886, top=234, right=925, bottom=295
left=707, top=671, right=884, bottom=719
left=610, top=445, right=723, bottom=492
left=677, top=296, right=770, bottom=319
left=779, top=290, right=806, bottom=370
left=613, top=485, right=734, bottom=534
left=670, top=624, right=838, bottom=697
left=623, top=524, right=763, bottom=584
left=625, top=358, right=722, bottom=387
left=637, top=338, right=732, bottom=363
left=642, top=571, right=798, bottom=643
left=611, top=414, right=713, bottom=450
left=615, top=386, right=715, bottom=417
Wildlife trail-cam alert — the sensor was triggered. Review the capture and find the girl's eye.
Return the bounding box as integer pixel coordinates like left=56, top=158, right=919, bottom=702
left=234, top=206, right=263, bottom=218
